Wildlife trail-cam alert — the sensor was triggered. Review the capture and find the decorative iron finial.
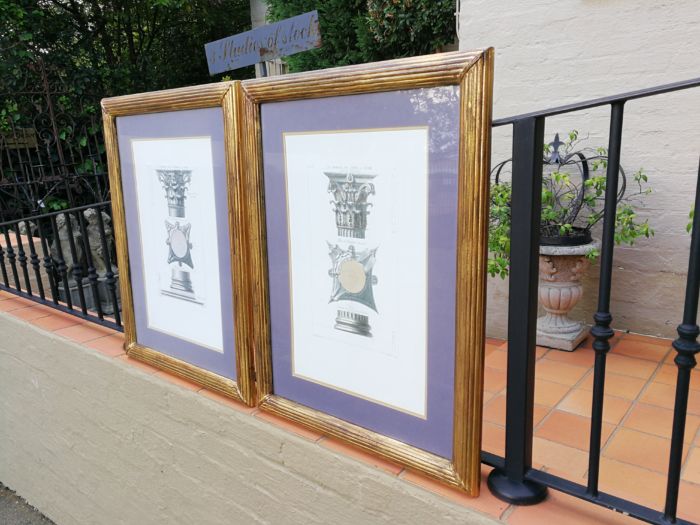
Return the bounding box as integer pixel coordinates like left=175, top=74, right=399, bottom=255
left=549, top=133, right=565, bottom=165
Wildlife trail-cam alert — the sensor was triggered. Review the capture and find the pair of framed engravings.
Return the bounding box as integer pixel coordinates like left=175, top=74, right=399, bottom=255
left=102, top=49, right=493, bottom=495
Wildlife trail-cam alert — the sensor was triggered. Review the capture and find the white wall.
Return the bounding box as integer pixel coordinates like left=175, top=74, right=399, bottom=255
left=0, top=314, right=498, bottom=525
left=459, top=0, right=700, bottom=338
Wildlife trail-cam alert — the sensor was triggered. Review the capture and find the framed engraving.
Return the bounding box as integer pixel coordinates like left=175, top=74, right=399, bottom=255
left=243, top=50, right=494, bottom=493
left=102, top=83, right=254, bottom=405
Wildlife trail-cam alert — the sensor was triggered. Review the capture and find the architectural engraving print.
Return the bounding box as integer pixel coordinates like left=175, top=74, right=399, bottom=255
left=158, top=168, right=199, bottom=303
left=325, top=171, right=376, bottom=238
left=325, top=170, right=379, bottom=337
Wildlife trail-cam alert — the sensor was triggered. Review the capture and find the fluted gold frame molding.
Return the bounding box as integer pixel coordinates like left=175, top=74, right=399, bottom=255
left=244, top=49, right=494, bottom=494
left=102, top=82, right=255, bottom=406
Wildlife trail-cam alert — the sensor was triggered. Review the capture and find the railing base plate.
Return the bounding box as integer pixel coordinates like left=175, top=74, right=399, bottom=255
left=487, top=468, right=548, bottom=505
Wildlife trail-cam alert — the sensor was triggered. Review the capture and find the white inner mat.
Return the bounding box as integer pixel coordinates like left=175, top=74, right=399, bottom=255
left=284, top=128, right=429, bottom=417
left=131, top=137, right=224, bottom=353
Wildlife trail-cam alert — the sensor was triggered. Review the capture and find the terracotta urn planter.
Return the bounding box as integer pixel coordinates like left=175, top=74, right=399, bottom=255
left=536, top=241, right=599, bottom=351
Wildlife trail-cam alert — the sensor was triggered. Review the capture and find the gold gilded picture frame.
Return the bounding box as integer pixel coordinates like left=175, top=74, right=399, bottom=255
left=242, top=50, right=494, bottom=494
left=101, top=82, right=255, bottom=406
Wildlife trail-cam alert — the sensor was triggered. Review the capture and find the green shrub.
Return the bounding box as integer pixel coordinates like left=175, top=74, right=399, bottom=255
left=265, top=0, right=456, bottom=72
left=488, top=131, right=654, bottom=278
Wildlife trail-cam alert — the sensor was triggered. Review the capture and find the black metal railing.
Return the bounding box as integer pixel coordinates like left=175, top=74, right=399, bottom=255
left=0, top=201, right=122, bottom=331
left=1, top=58, right=109, bottom=223
left=483, top=77, right=700, bottom=524
left=2, top=72, right=698, bottom=523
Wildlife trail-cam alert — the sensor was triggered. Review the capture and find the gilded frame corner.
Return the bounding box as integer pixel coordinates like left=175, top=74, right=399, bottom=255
left=101, top=81, right=256, bottom=406
left=243, top=49, right=494, bottom=494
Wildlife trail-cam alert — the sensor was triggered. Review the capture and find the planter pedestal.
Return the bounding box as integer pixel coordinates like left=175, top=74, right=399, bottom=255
left=57, top=273, right=121, bottom=315
left=537, top=242, right=598, bottom=352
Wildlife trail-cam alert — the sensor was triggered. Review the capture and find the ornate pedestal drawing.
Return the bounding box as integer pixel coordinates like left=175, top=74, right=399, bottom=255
left=158, top=169, right=200, bottom=303
left=537, top=242, right=598, bottom=351
left=328, top=243, right=378, bottom=336
left=325, top=171, right=378, bottom=337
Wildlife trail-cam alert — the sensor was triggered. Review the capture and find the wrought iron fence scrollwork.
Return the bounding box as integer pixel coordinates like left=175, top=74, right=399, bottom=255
left=1, top=58, right=109, bottom=223
left=0, top=202, right=122, bottom=331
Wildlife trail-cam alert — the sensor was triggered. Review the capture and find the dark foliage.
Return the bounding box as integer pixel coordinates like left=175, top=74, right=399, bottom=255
left=265, top=0, right=456, bottom=72
left=0, top=0, right=253, bottom=218
left=0, top=0, right=253, bottom=115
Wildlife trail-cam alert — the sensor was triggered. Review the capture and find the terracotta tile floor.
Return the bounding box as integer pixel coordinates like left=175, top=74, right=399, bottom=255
left=483, top=333, right=700, bottom=524
left=3, top=291, right=699, bottom=523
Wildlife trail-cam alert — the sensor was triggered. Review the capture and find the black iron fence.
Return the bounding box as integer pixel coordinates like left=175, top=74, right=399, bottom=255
left=1, top=58, right=109, bottom=223
left=1, top=71, right=699, bottom=524
left=0, top=202, right=121, bottom=331
left=483, top=77, right=700, bottom=524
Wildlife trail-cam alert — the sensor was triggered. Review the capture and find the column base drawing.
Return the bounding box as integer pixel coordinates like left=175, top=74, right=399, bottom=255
left=334, top=310, right=372, bottom=337
left=161, top=269, right=202, bottom=304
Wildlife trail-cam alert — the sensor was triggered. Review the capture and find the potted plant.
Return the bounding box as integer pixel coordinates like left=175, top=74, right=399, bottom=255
left=489, top=130, right=653, bottom=351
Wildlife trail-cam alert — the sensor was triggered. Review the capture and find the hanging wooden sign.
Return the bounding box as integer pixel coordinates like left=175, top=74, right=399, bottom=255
left=205, top=11, right=321, bottom=75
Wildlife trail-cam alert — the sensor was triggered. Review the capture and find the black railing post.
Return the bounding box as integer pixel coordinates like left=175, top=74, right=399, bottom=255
left=587, top=101, right=625, bottom=497
left=37, top=221, right=59, bottom=304
left=26, top=224, right=45, bottom=300
left=63, top=210, right=88, bottom=314
left=14, top=225, right=32, bottom=296
left=3, top=226, right=20, bottom=291
left=487, top=116, right=547, bottom=505
left=50, top=214, right=72, bottom=310
left=78, top=208, right=104, bottom=319
left=95, top=206, right=120, bottom=326
left=0, top=237, right=8, bottom=287
left=663, top=159, right=700, bottom=523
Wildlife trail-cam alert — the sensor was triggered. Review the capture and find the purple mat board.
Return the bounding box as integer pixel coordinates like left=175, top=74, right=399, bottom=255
left=261, top=87, right=461, bottom=458
left=116, top=107, right=237, bottom=380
